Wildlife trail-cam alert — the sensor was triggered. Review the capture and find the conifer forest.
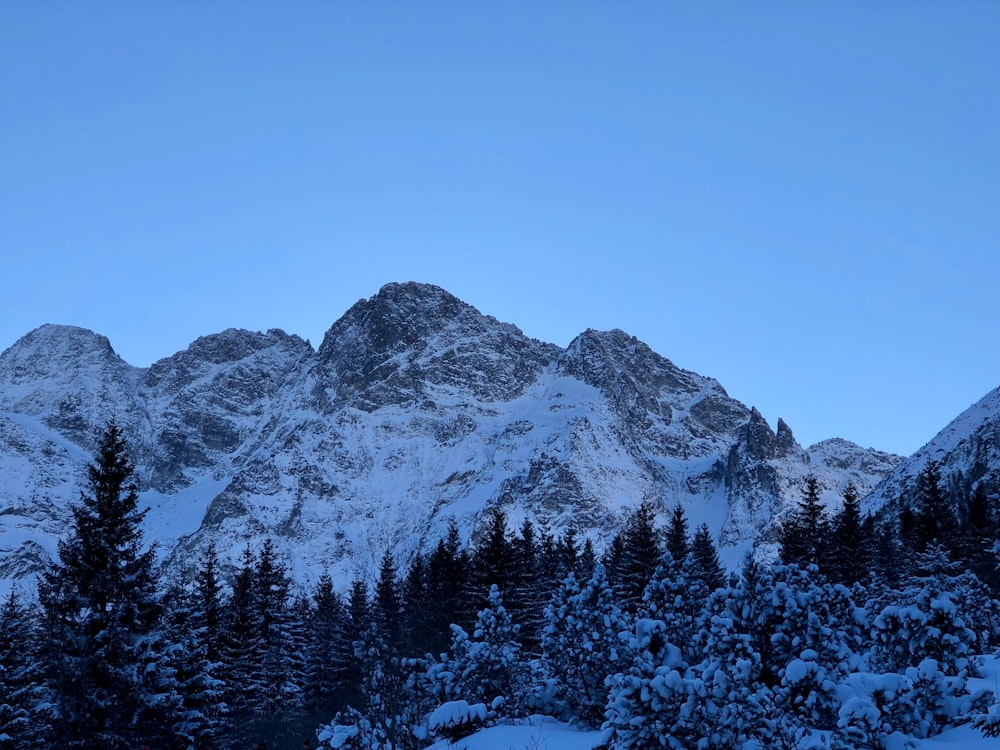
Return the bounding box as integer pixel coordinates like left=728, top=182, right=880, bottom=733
left=2, top=422, right=1000, bottom=749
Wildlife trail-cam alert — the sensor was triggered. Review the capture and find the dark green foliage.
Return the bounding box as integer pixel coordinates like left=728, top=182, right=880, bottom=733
left=665, top=503, right=689, bottom=564
left=303, top=573, right=352, bottom=720
left=826, top=483, right=872, bottom=586
left=425, top=520, right=473, bottom=656
left=913, top=461, right=959, bottom=555
left=690, top=522, right=726, bottom=592
left=36, top=421, right=175, bottom=749
left=608, top=501, right=663, bottom=612
left=374, top=549, right=403, bottom=655
left=779, top=475, right=829, bottom=568
left=0, top=590, right=46, bottom=749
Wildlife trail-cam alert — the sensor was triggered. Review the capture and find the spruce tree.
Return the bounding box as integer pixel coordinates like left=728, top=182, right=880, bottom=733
left=913, top=461, right=959, bottom=555
left=665, top=502, right=690, bottom=564
left=779, top=475, right=828, bottom=568
left=827, top=483, right=870, bottom=585
left=426, top=520, right=473, bottom=656
left=374, top=549, right=403, bottom=656
left=0, top=590, right=45, bottom=749
left=610, top=501, right=662, bottom=612
left=36, top=421, right=175, bottom=749
left=690, top=523, right=726, bottom=592
left=303, top=573, right=352, bottom=720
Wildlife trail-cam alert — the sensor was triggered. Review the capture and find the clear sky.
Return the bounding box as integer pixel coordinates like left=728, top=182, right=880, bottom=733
left=1, top=2, right=997, bottom=457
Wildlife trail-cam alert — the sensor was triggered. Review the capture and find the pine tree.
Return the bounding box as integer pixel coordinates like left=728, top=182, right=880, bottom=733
left=401, top=552, right=431, bottom=656
left=779, top=475, right=828, bottom=568
left=36, top=421, right=176, bottom=749
left=827, top=483, right=871, bottom=585
left=690, top=523, right=726, bottom=592
left=913, top=461, right=959, bottom=555
left=303, top=573, right=352, bottom=721
left=0, top=590, right=46, bottom=749
left=425, top=521, right=473, bottom=656
left=221, top=545, right=259, bottom=721
left=162, top=583, right=227, bottom=749
left=610, top=501, right=662, bottom=612
left=541, top=565, right=631, bottom=728
left=446, top=585, right=531, bottom=719
left=472, top=506, right=515, bottom=608
left=665, top=503, right=689, bottom=564
left=374, top=549, right=403, bottom=656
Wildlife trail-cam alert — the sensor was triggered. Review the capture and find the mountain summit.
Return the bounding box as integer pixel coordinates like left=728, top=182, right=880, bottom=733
left=0, top=282, right=902, bottom=588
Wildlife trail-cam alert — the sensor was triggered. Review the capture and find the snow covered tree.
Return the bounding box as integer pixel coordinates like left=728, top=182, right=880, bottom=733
left=36, top=421, right=176, bottom=749
left=446, top=585, right=531, bottom=719
left=640, top=552, right=711, bottom=664
left=0, top=590, right=45, bottom=749
left=541, top=565, right=632, bottom=728
left=602, top=618, right=689, bottom=750
left=162, top=584, right=227, bottom=749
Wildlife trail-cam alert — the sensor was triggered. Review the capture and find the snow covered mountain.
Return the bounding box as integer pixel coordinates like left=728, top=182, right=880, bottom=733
left=864, top=385, right=1000, bottom=514
left=0, top=282, right=902, bottom=590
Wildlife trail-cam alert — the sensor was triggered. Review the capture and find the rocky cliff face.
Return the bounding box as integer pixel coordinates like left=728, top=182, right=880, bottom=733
left=0, top=282, right=904, bottom=589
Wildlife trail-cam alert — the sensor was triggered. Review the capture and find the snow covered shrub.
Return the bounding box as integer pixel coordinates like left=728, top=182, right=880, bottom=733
left=683, top=608, right=773, bottom=750
left=318, top=706, right=391, bottom=750
left=640, top=553, right=712, bottom=664
left=835, top=660, right=990, bottom=748
left=542, top=565, right=633, bottom=728
left=707, top=561, right=860, bottom=733
left=602, top=618, right=688, bottom=750
left=867, top=594, right=977, bottom=677
left=426, top=699, right=490, bottom=742
left=441, top=585, right=532, bottom=720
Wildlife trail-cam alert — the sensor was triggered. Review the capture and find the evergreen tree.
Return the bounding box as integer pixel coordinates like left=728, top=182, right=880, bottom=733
left=0, top=590, right=45, bottom=749
left=690, top=523, right=726, bottom=592
left=472, top=506, right=515, bottom=607
left=961, top=484, right=1000, bottom=592
left=425, top=521, right=473, bottom=656
left=541, top=565, right=631, bottom=728
left=401, top=552, right=431, bottom=656
left=36, top=421, right=175, bottom=749
left=303, top=573, right=352, bottom=721
left=220, top=545, right=261, bottom=727
left=913, top=461, right=959, bottom=555
left=827, top=483, right=871, bottom=585
left=665, top=502, right=689, bottom=564
left=609, top=501, right=662, bottom=612
left=511, top=519, right=545, bottom=655
left=779, top=475, right=828, bottom=568
left=445, top=585, right=531, bottom=719
left=374, top=549, right=402, bottom=655
left=162, top=584, right=227, bottom=749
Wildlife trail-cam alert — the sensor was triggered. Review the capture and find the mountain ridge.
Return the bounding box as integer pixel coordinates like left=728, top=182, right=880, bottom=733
left=0, top=282, right=906, bottom=590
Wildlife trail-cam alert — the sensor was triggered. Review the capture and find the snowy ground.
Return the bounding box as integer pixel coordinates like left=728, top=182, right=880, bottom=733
left=422, top=657, right=1000, bottom=750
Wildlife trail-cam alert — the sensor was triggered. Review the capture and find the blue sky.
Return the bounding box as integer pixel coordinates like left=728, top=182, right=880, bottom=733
left=1, top=2, right=997, bottom=457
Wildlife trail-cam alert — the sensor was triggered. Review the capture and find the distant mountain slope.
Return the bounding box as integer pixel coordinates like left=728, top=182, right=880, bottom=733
left=0, top=282, right=903, bottom=589
left=864, top=385, right=1000, bottom=514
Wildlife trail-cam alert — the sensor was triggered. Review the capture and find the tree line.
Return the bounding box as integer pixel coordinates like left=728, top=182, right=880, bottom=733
left=1, top=423, right=999, bottom=749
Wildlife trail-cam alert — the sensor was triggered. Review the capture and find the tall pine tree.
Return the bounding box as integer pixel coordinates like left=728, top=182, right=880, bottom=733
left=37, top=421, right=175, bottom=749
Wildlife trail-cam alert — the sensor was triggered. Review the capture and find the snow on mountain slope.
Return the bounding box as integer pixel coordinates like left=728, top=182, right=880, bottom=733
left=0, top=282, right=903, bottom=591
left=864, top=385, right=1000, bottom=514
